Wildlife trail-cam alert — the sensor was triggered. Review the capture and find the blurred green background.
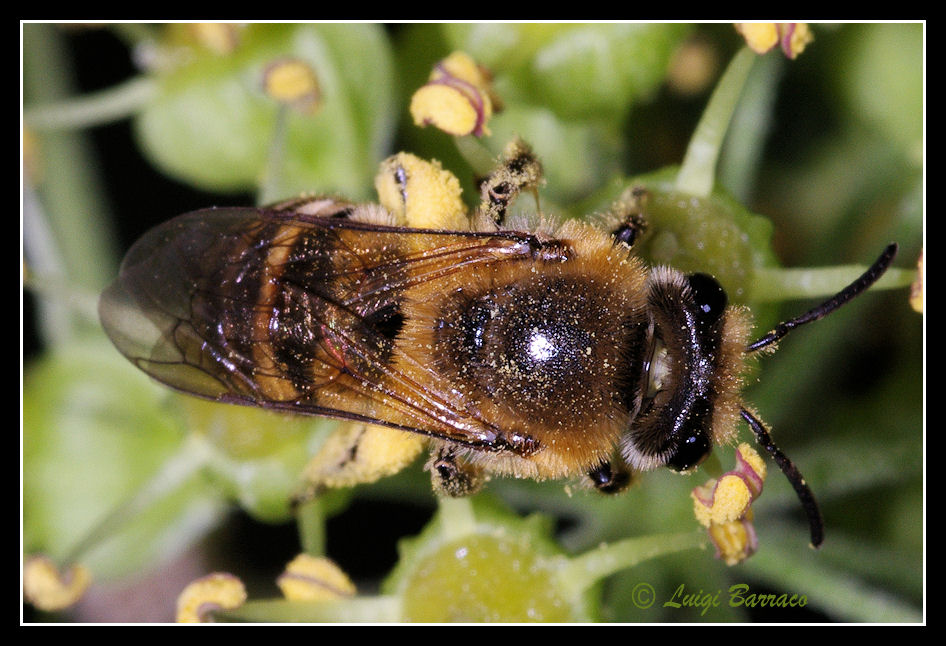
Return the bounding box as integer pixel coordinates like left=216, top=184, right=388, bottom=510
left=22, top=23, right=922, bottom=622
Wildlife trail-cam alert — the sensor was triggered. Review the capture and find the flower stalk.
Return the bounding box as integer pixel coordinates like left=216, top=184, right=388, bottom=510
left=24, top=76, right=156, bottom=132
left=556, top=531, right=707, bottom=600
left=675, top=46, right=756, bottom=198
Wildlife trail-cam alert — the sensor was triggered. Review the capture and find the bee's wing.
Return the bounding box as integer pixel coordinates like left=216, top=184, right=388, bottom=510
left=99, top=207, right=544, bottom=452
left=100, top=209, right=260, bottom=401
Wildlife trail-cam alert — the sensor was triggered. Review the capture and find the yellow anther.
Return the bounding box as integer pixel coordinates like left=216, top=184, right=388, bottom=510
left=910, top=249, right=923, bottom=313
left=735, top=23, right=813, bottom=59
left=302, top=422, right=426, bottom=491
left=175, top=572, right=247, bottom=623
left=735, top=23, right=779, bottom=54
left=263, top=58, right=322, bottom=114
left=189, top=23, right=242, bottom=54
left=375, top=152, right=468, bottom=230
left=692, top=444, right=768, bottom=565
left=23, top=556, right=91, bottom=612
left=410, top=51, right=496, bottom=137
left=277, top=554, right=356, bottom=602
left=693, top=474, right=753, bottom=527
left=708, top=516, right=758, bottom=566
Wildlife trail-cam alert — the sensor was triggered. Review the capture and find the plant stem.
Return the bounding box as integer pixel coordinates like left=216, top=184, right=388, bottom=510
left=258, top=106, right=290, bottom=205
left=296, top=497, right=326, bottom=557
left=437, top=496, right=477, bottom=541
left=23, top=23, right=121, bottom=346
left=718, top=51, right=783, bottom=204
left=751, top=264, right=914, bottom=302
left=675, top=46, right=756, bottom=198
left=228, top=595, right=402, bottom=623
left=556, top=531, right=706, bottom=598
left=24, top=76, right=156, bottom=131
left=61, top=434, right=213, bottom=567
left=455, top=135, right=499, bottom=177
left=22, top=263, right=101, bottom=325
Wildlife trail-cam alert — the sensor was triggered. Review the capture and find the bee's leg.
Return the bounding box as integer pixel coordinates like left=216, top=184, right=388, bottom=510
left=476, top=138, right=543, bottom=226
left=587, top=458, right=632, bottom=494
left=608, top=186, right=649, bottom=248
left=293, top=422, right=425, bottom=504
left=426, top=444, right=485, bottom=497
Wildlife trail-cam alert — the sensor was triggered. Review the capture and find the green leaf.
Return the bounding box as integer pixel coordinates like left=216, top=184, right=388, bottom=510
left=23, top=339, right=224, bottom=579
left=444, top=23, right=691, bottom=121
left=134, top=24, right=395, bottom=199
left=176, top=397, right=336, bottom=523
left=837, top=23, right=923, bottom=156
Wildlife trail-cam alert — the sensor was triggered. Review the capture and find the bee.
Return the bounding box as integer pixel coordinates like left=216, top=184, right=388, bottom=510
left=99, top=141, right=897, bottom=547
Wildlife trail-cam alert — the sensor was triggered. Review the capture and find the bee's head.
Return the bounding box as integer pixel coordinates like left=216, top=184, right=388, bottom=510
left=621, top=268, right=745, bottom=473
left=620, top=243, right=899, bottom=549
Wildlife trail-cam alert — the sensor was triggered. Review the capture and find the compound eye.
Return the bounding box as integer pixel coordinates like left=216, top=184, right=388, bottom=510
left=686, top=273, right=727, bottom=328
left=665, top=431, right=711, bottom=472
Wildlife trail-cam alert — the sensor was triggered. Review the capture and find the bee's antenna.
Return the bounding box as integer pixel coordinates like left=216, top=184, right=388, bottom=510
left=741, top=408, right=824, bottom=548
left=747, top=243, right=899, bottom=354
